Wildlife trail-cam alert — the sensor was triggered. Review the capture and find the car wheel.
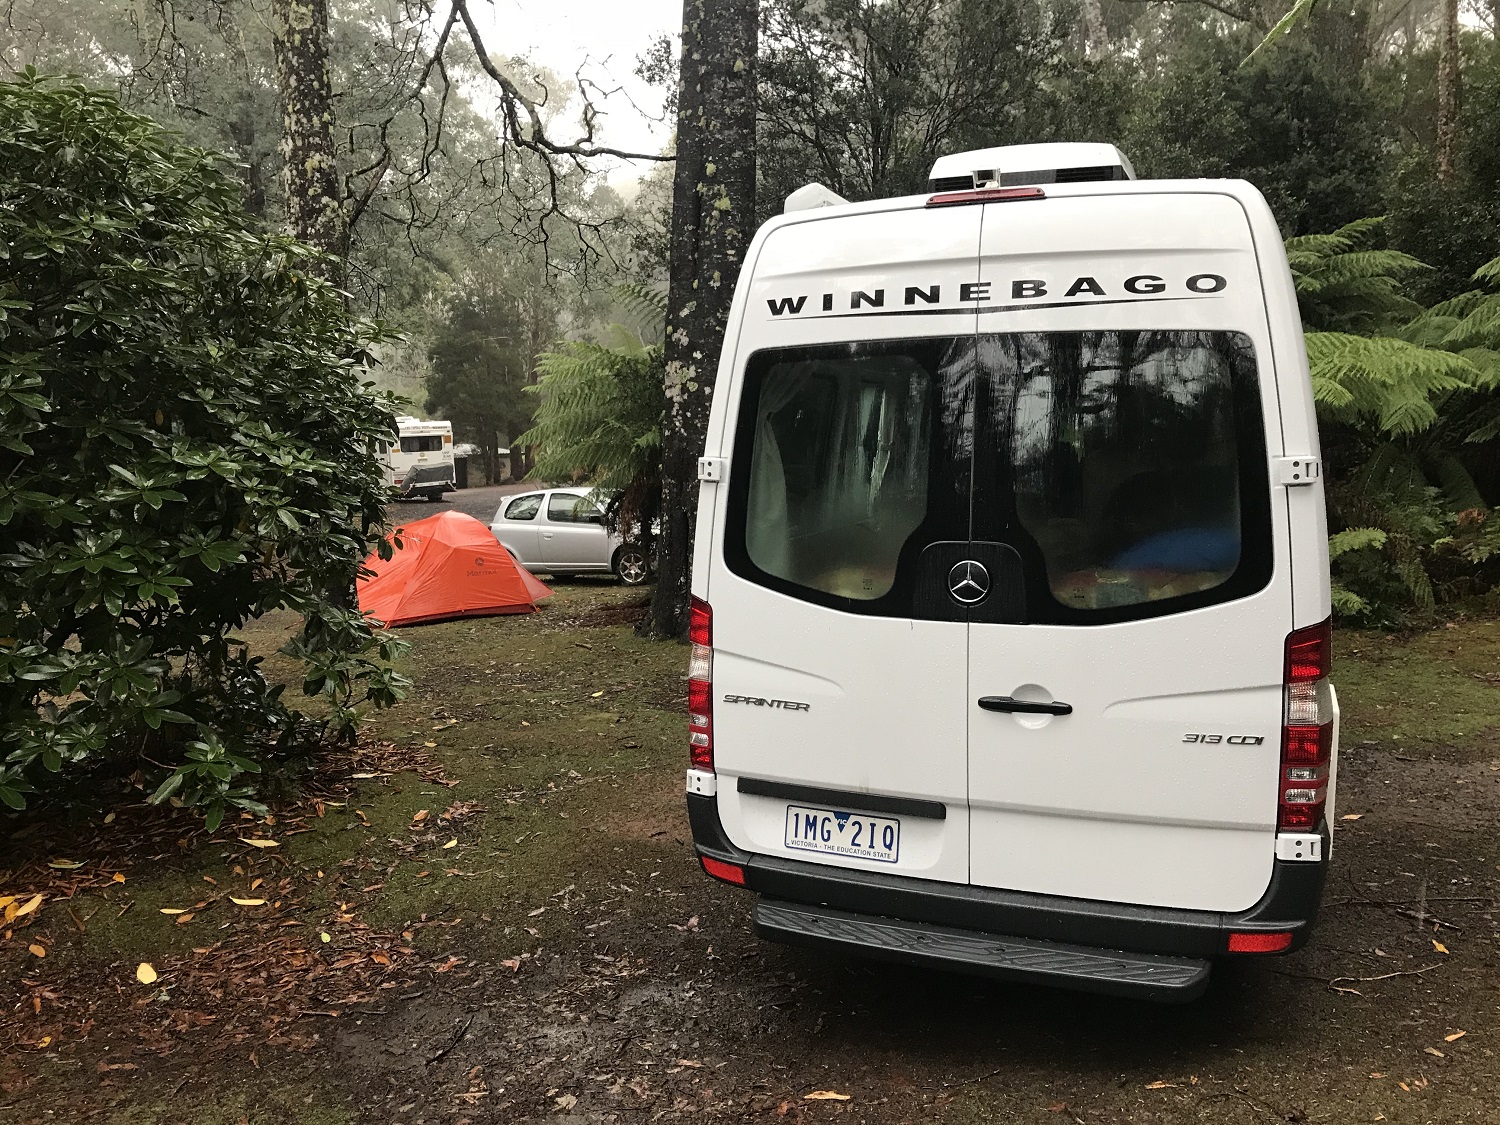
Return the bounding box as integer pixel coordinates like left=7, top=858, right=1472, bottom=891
left=613, top=546, right=651, bottom=586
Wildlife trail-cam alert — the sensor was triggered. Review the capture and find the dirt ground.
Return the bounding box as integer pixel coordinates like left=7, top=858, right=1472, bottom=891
left=3, top=583, right=1500, bottom=1125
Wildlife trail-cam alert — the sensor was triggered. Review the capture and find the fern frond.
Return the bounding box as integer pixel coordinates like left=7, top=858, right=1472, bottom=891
left=1328, top=527, right=1388, bottom=557
left=1473, top=255, right=1500, bottom=288
left=1395, top=558, right=1436, bottom=608
left=1304, top=332, right=1484, bottom=433
left=1440, top=297, right=1500, bottom=349
left=1430, top=453, right=1486, bottom=510
left=1329, top=583, right=1370, bottom=617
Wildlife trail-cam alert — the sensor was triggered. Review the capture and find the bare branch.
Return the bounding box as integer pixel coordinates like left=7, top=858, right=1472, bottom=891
left=451, top=0, right=675, bottom=164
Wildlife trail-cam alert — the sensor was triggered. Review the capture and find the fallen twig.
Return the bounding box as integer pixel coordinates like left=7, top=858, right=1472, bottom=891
left=425, top=1014, right=474, bottom=1066
left=1329, top=962, right=1445, bottom=989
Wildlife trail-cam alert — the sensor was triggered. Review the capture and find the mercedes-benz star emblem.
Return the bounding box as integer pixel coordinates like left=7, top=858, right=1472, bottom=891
left=948, top=560, right=990, bottom=605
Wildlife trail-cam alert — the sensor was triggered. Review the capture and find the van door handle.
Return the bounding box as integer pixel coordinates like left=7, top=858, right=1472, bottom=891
left=978, top=696, right=1073, bottom=716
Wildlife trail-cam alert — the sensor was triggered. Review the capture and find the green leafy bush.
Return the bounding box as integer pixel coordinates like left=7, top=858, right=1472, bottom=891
left=0, top=74, right=407, bottom=825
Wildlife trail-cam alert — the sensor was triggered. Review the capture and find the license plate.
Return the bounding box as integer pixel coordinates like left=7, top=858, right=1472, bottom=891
left=784, top=804, right=900, bottom=863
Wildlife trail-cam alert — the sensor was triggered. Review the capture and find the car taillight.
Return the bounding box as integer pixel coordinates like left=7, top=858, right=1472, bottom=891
left=688, top=597, right=713, bottom=771
left=1279, top=619, right=1333, bottom=831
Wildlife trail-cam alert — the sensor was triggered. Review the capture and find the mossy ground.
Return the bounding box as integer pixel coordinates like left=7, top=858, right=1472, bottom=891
left=4, top=596, right=1500, bottom=1125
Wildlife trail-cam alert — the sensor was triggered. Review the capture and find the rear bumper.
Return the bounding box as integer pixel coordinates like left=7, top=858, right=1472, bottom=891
left=688, top=792, right=1326, bottom=1001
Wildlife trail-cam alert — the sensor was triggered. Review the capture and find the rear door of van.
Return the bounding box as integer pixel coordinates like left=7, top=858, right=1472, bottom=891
left=965, top=191, right=1291, bottom=912
left=703, top=205, right=981, bottom=886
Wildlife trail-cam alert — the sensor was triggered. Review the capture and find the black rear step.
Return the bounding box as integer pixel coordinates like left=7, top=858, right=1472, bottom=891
left=756, top=900, right=1211, bottom=1001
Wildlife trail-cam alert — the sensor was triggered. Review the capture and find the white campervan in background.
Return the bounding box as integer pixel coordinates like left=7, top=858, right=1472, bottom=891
left=381, top=416, right=456, bottom=500
left=685, top=143, right=1338, bottom=1001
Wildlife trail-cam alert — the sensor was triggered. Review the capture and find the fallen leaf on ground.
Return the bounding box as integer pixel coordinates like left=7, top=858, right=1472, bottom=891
left=1445, top=1030, right=1466, bottom=1042
left=27, top=944, right=46, bottom=958
left=1424, top=1047, right=1445, bottom=1058
left=1145, top=1081, right=1177, bottom=1089
left=804, top=1091, right=851, bottom=1101
left=159, top=908, right=188, bottom=915
left=36, top=1037, right=51, bottom=1049
left=112, top=873, right=125, bottom=883
left=371, top=950, right=392, bottom=966
left=528, top=906, right=545, bottom=917
left=1369, top=1072, right=1387, bottom=1079
left=443, top=838, right=458, bottom=849
left=1433, top=940, right=1450, bottom=954
left=47, top=859, right=84, bottom=869
left=1340, top=813, right=1363, bottom=821
left=229, top=897, right=266, bottom=907
left=135, top=963, right=158, bottom=985
left=175, top=913, right=195, bottom=925
left=320, top=932, right=331, bottom=943
left=591, top=691, right=604, bottom=698
left=238, top=838, right=278, bottom=848
left=554, top=1094, right=577, bottom=1110
left=14, top=893, right=44, bottom=918
left=675, top=1059, right=703, bottom=1068
left=411, top=809, right=429, bottom=824
left=501, top=958, right=521, bottom=971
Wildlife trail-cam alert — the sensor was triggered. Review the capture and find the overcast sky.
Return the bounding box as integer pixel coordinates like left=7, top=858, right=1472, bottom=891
left=479, top=0, right=684, bottom=182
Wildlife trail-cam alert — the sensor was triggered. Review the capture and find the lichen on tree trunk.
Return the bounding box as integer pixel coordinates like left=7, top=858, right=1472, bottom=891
left=1435, top=0, right=1460, bottom=183
left=271, top=0, right=347, bottom=276
left=647, top=0, right=759, bottom=638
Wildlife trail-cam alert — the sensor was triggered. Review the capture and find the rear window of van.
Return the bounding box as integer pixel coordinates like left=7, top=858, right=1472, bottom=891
left=725, top=330, right=1272, bottom=623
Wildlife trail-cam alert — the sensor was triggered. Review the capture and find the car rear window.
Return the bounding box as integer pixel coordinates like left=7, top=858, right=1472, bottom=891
left=727, top=331, right=1270, bottom=623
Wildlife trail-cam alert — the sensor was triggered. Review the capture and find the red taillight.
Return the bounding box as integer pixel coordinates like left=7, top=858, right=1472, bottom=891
left=1285, top=618, right=1331, bottom=683
left=700, top=855, right=744, bottom=885
left=1279, top=619, right=1333, bottom=832
left=1228, top=930, right=1293, bottom=954
left=925, top=186, right=1047, bottom=207
left=688, top=598, right=713, bottom=771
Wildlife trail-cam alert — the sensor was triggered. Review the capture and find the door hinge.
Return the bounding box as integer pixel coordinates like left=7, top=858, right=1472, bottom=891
left=697, top=456, right=728, bottom=483
left=1275, top=456, right=1321, bottom=486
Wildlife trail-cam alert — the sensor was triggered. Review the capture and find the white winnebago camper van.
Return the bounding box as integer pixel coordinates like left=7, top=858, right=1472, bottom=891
left=684, top=143, right=1338, bottom=1001
left=381, top=416, right=455, bottom=500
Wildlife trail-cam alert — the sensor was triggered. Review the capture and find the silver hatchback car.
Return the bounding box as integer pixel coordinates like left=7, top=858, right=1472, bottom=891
left=490, top=489, right=651, bottom=585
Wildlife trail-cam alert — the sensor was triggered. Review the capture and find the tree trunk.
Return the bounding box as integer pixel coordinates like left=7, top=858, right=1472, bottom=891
left=271, top=0, right=347, bottom=274
left=1081, top=0, right=1107, bottom=56
left=1436, top=0, right=1460, bottom=183
left=647, top=0, right=759, bottom=638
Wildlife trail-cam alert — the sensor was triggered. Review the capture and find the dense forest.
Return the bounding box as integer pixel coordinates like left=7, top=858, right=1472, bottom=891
left=6, top=0, right=1500, bottom=626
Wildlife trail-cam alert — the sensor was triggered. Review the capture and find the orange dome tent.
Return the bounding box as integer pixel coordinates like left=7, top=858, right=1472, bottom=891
left=358, top=510, right=552, bottom=627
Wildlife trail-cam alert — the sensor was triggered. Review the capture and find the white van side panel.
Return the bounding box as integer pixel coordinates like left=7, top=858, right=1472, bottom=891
left=702, top=206, right=981, bottom=884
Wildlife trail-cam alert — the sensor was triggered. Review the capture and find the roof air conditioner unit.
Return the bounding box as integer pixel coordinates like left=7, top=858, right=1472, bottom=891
left=928, top=142, right=1135, bottom=193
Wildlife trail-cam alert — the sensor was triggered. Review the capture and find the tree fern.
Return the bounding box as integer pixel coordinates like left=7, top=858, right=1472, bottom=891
left=1292, top=224, right=1500, bottom=618
left=516, top=286, right=668, bottom=536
